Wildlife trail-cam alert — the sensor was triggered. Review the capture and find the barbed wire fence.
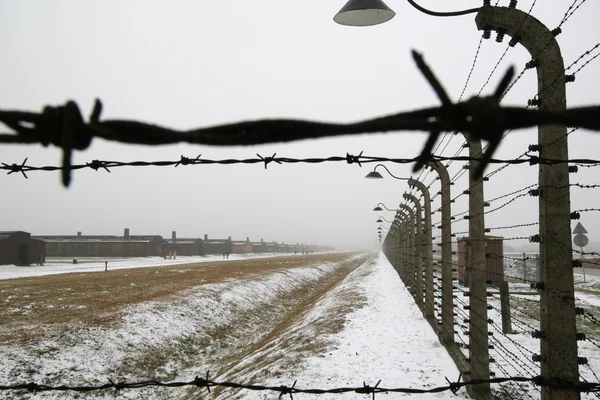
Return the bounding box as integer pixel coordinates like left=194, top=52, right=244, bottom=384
left=380, top=1, right=600, bottom=399
left=1, top=0, right=600, bottom=399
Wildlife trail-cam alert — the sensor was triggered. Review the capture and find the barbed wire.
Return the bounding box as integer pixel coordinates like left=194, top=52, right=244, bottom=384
left=487, top=221, right=539, bottom=231
left=566, top=41, right=600, bottom=72
left=422, top=0, right=502, bottom=182
left=559, top=0, right=588, bottom=28
left=2, top=50, right=600, bottom=187
left=7, top=375, right=597, bottom=397
left=476, top=0, right=538, bottom=97
left=5, top=153, right=600, bottom=179
left=386, top=27, right=599, bottom=209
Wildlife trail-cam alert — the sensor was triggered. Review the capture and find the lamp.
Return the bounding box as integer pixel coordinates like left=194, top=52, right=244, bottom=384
left=334, top=0, right=480, bottom=27
left=373, top=202, right=396, bottom=212
left=333, top=0, right=396, bottom=26
left=376, top=216, right=393, bottom=223
left=365, top=164, right=409, bottom=181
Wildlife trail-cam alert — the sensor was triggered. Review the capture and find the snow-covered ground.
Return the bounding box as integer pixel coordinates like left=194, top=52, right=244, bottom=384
left=0, top=252, right=471, bottom=400
left=1, top=252, right=598, bottom=399
left=229, top=252, right=469, bottom=400
left=0, top=252, right=304, bottom=280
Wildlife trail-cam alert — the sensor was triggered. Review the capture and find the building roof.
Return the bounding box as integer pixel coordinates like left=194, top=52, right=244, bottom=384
left=34, top=234, right=164, bottom=243
left=0, top=231, right=30, bottom=240
left=38, top=238, right=156, bottom=244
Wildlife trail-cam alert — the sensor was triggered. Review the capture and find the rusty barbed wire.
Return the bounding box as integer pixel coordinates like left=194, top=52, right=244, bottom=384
left=1, top=50, right=600, bottom=187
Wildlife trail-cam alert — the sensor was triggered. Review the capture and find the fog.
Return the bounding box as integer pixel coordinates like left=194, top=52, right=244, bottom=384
left=1, top=1, right=599, bottom=251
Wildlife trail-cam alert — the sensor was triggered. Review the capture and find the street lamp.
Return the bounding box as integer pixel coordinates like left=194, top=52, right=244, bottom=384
left=376, top=216, right=394, bottom=223
left=333, top=0, right=395, bottom=26
left=333, top=0, right=480, bottom=26
left=365, top=164, right=409, bottom=181
left=372, top=202, right=396, bottom=212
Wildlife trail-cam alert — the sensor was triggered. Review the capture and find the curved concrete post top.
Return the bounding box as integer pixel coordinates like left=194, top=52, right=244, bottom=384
left=403, top=193, right=423, bottom=221
left=475, top=5, right=565, bottom=113
left=426, top=161, right=450, bottom=182
left=398, top=204, right=415, bottom=219
left=403, top=192, right=421, bottom=205
left=407, top=178, right=431, bottom=202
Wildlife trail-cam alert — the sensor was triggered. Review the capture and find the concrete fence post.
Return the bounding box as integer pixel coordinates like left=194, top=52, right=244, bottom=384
left=499, top=281, right=513, bottom=334
left=462, top=136, right=489, bottom=398
left=476, top=6, right=579, bottom=400
left=399, top=205, right=417, bottom=296
left=403, top=193, right=424, bottom=304
left=408, top=179, right=434, bottom=320
left=400, top=215, right=410, bottom=284
left=426, top=161, right=455, bottom=345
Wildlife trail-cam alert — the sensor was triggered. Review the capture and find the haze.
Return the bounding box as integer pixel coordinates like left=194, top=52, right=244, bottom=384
left=1, top=0, right=599, bottom=252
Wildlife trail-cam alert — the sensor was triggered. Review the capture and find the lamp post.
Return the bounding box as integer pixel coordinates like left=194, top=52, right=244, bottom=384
left=333, top=0, right=479, bottom=27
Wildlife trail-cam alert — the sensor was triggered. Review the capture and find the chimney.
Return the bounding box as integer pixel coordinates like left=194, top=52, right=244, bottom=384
left=204, top=234, right=208, bottom=241
left=246, top=237, right=249, bottom=243
left=77, top=231, right=82, bottom=237
left=172, top=231, right=176, bottom=241
left=124, top=228, right=130, bottom=239
left=261, top=238, right=263, bottom=243
left=228, top=236, right=231, bottom=241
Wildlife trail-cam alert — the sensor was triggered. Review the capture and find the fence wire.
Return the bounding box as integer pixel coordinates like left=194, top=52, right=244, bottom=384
left=1, top=50, right=600, bottom=186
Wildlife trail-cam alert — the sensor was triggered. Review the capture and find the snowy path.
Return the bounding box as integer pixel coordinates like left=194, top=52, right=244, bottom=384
left=231, top=252, right=468, bottom=400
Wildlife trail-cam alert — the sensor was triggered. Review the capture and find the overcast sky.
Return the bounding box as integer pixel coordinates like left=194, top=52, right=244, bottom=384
left=1, top=1, right=599, bottom=251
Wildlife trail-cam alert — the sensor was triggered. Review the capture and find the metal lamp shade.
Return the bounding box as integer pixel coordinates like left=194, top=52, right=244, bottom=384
left=373, top=206, right=383, bottom=211
left=333, top=0, right=396, bottom=26
left=365, top=171, right=384, bottom=179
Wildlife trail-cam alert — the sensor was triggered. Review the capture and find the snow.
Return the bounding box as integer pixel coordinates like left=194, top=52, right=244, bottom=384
left=230, top=252, right=469, bottom=399
left=1, top=252, right=599, bottom=399
left=0, top=252, right=305, bottom=280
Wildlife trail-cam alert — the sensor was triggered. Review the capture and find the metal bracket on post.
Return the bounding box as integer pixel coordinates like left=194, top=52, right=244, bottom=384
left=476, top=6, right=578, bottom=400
